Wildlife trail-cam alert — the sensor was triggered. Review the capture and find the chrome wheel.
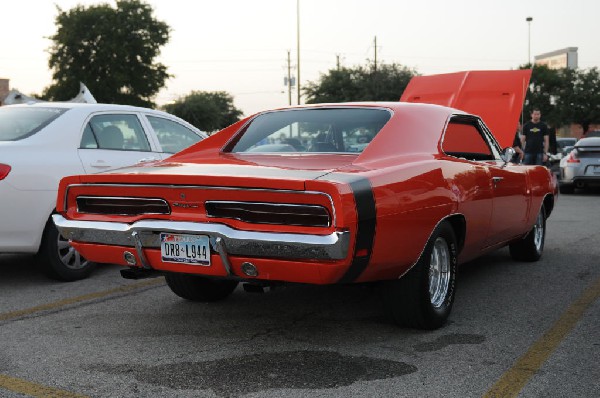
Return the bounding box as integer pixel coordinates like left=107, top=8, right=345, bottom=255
left=429, top=237, right=451, bottom=308
left=57, top=233, right=89, bottom=270
left=382, top=221, right=457, bottom=329
left=533, top=210, right=544, bottom=252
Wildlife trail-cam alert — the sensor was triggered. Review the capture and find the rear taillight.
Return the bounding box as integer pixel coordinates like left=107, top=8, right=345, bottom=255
left=76, top=196, right=171, bottom=215
left=206, top=201, right=331, bottom=227
left=0, top=164, right=11, bottom=181
left=566, top=151, right=580, bottom=163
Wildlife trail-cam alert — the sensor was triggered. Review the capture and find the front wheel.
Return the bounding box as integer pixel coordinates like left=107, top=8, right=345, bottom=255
left=38, top=218, right=96, bottom=281
left=509, top=205, right=546, bottom=262
left=165, top=273, right=239, bottom=302
left=381, top=221, right=458, bottom=330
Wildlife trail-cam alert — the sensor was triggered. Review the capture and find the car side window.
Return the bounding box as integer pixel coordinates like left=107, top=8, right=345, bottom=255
left=80, top=124, right=98, bottom=148
left=81, top=114, right=151, bottom=151
left=442, top=120, right=494, bottom=161
left=146, top=115, right=202, bottom=153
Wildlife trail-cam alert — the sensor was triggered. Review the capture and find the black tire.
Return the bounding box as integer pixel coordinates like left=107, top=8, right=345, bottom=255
left=381, top=221, right=458, bottom=330
left=509, top=205, right=546, bottom=262
left=165, top=273, right=239, bottom=302
left=559, top=184, right=574, bottom=194
left=37, top=218, right=96, bottom=281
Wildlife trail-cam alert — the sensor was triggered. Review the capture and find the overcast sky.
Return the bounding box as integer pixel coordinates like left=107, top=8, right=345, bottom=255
left=1, top=0, right=596, bottom=116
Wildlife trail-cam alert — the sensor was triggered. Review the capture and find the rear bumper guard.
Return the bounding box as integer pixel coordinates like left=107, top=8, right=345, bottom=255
left=52, top=215, right=351, bottom=264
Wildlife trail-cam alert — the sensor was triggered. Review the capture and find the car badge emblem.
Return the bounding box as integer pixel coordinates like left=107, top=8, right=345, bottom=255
left=172, top=202, right=199, bottom=208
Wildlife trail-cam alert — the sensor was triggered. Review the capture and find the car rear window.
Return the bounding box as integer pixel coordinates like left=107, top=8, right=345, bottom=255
left=228, top=108, right=392, bottom=153
left=0, top=107, right=67, bottom=141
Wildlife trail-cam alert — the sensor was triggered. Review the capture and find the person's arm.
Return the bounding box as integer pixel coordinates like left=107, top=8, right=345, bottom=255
left=543, top=135, right=550, bottom=161
left=514, top=145, right=524, bottom=161
left=520, top=134, right=526, bottom=151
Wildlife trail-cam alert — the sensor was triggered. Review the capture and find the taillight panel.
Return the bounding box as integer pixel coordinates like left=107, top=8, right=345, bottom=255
left=0, top=164, right=11, bottom=181
left=76, top=196, right=170, bottom=215
left=206, top=201, right=331, bottom=227
left=566, top=151, right=580, bottom=163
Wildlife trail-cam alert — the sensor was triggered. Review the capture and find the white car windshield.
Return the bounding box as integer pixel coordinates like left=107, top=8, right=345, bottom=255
left=229, top=108, right=391, bottom=153
left=0, top=107, right=67, bottom=141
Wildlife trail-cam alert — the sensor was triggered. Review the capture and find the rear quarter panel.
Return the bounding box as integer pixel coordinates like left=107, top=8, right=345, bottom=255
left=527, top=165, right=557, bottom=221
left=335, top=158, right=458, bottom=282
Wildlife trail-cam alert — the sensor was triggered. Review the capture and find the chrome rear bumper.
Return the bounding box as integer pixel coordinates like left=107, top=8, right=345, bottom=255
left=52, top=215, right=350, bottom=261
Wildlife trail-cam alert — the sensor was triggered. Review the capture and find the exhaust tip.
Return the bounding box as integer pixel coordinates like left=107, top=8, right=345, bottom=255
left=124, top=251, right=137, bottom=265
left=241, top=262, right=259, bottom=277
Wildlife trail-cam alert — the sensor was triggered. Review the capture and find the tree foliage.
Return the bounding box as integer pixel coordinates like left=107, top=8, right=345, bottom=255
left=43, top=0, right=170, bottom=107
left=522, top=64, right=600, bottom=129
left=521, top=64, right=564, bottom=127
left=560, top=67, right=600, bottom=131
left=163, top=91, right=243, bottom=133
left=303, top=63, right=417, bottom=104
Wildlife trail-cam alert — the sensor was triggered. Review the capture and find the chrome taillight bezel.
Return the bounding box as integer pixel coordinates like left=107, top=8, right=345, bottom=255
left=76, top=196, right=171, bottom=216
left=205, top=200, right=331, bottom=227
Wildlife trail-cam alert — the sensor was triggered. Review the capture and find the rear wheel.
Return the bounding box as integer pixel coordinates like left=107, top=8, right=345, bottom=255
left=382, top=221, right=458, bottom=330
left=509, top=205, right=546, bottom=262
left=38, top=218, right=96, bottom=281
left=165, top=273, right=239, bottom=302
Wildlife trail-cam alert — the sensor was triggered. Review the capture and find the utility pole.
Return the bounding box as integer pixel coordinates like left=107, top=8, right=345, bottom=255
left=296, top=0, right=301, bottom=105
left=287, top=50, right=292, bottom=106
left=526, top=16, right=533, bottom=65
left=336, top=54, right=340, bottom=70
left=374, top=36, right=378, bottom=72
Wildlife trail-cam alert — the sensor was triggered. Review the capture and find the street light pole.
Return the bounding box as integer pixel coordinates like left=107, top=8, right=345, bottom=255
left=297, top=0, right=301, bottom=105
left=526, top=16, right=533, bottom=65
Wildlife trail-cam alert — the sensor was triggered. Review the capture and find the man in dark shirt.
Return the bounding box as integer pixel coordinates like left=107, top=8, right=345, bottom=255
left=520, top=108, right=549, bottom=165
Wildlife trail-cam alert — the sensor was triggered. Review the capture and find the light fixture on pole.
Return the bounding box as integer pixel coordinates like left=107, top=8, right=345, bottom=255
left=526, top=16, right=533, bottom=65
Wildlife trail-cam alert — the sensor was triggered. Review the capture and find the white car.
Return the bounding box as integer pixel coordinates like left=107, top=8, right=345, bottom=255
left=0, top=102, right=207, bottom=281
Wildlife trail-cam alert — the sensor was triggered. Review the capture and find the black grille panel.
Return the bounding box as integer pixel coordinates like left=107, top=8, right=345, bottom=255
left=205, top=201, right=330, bottom=227
left=76, top=196, right=170, bottom=215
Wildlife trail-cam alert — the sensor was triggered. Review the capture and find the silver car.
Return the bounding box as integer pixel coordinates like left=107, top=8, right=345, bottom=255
left=558, top=137, right=600, bottom=193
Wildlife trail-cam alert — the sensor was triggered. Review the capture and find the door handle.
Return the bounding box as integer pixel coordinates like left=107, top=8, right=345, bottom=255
left=90, top=162, right=112, bottom=168
left=492, top=176, right=503, bottom=187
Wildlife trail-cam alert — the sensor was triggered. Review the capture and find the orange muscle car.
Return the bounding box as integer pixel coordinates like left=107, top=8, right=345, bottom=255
left=53, top=73, right=557, bottom=329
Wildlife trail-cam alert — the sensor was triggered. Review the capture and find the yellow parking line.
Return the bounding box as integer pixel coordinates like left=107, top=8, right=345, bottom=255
left=0, top=278, right=164, bottom=397
left=484, top=276, right=600, bottom=398
left=0, top=278, right=164, bottom=322
left=0, top=373, right=89, bottom=398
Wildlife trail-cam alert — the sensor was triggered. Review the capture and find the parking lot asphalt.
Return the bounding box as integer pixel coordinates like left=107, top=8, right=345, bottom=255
left=1, top=191, right=599, bottom=397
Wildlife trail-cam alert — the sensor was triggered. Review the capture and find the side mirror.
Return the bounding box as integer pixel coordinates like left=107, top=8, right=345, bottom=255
left=502, top=147, right=515, bottom=164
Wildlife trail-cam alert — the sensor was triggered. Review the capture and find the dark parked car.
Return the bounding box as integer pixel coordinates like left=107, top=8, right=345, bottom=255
left=584, top=130, right=600, bottom=138
left=556, top=137, right=577, bottom=155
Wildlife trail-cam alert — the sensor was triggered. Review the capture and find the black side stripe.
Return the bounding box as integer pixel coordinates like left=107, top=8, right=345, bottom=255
left=320, top=173, right=376, bottom=283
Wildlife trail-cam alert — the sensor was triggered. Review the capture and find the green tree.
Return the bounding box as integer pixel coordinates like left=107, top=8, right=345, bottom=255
left=43, top=0, right=170, bottom=107
left=560, top=67, right=600, bottom=132
left=521, top=64, right=600, bottom=130
left=520, top=64, right=567, bottom=127
left=163, top=91, right=243, bottom=133
left=304, top=63, right=417, bottom=103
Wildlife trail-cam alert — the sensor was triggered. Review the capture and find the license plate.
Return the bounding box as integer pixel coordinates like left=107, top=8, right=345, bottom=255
left=160, top=233, right=210, bottom=265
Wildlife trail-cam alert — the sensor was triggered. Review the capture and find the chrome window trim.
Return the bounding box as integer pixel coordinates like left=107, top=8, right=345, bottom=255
left=223, top=105, right=394, bottom=154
